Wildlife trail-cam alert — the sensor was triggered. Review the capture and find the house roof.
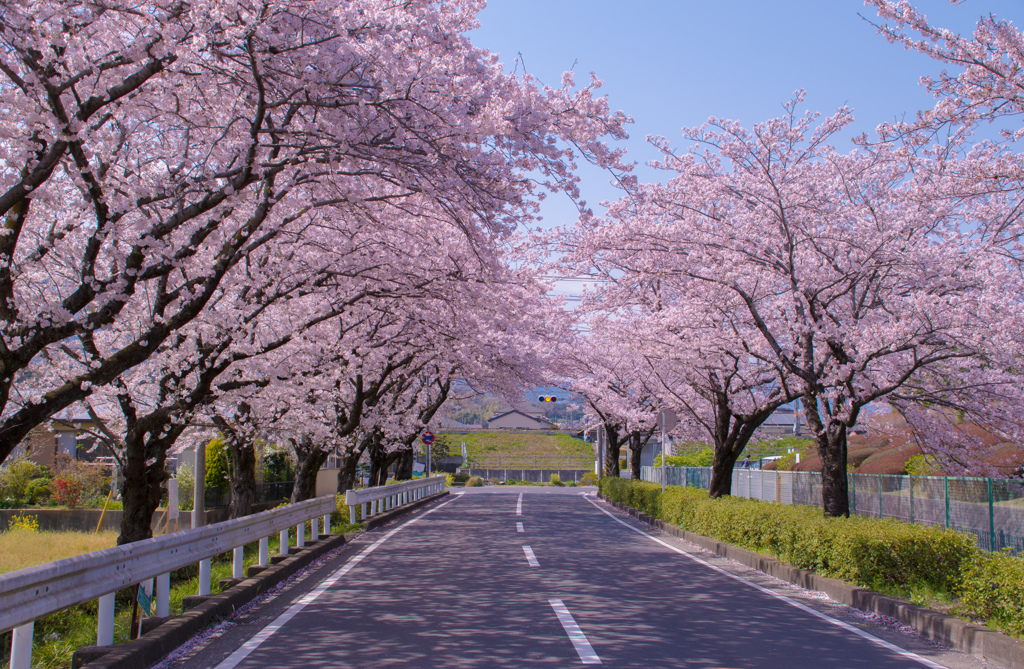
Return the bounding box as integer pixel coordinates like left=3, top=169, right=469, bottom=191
left=487, top=409, right=557, bottom=427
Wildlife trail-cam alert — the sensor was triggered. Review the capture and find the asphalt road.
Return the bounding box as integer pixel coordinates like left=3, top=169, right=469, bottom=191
left=159, top=487, right=994, bottom=668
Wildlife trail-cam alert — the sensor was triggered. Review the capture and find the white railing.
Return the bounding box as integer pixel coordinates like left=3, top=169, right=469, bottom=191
left=0, top=495, right=336, bottom=669
left=345, top=475, right=445, bottom=524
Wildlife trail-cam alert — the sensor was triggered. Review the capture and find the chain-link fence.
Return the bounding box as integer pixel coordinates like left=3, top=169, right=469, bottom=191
left=203, top=480, right=295, bottom=509
left=641, top=466, right=1024, bottom=554
left=465, top=455, right=594, bottom=470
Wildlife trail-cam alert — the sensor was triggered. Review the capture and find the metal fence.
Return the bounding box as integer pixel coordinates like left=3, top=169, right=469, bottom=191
left=458, top=468, right=590, bottom=484
left=641, top=466, right=1024, bottom=554
left=465, top=455, right=594, bottom=470
left=204, top=480, right=295, bottom=509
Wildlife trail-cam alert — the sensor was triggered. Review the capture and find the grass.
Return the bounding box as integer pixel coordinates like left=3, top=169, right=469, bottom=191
left=0, top=529, right=118, bottom=574
left=446, top=431, right=593, bottom=468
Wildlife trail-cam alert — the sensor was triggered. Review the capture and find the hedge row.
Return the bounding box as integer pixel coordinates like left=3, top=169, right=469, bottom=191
left=599, top=478, right=1024, bottom=637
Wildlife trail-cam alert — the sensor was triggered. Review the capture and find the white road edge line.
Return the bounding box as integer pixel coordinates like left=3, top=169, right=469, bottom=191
left=516, top=492, right=523, bottom=516
left=214, top=496, right=460, bottom=669
left=522, top=545, right=539, bottom=567
left=549, top=599, right=602, bottom=665
left=582, top=495, right=946, bottom=669
left=516, top=522, right=524, bottom=533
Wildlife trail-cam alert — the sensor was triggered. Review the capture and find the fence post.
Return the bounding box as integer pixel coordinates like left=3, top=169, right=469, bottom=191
left=324, top=513, right=331, bottom=535
left=850, top=474, right=857, bottom=515
left=878, top=477, right=883, bottom=519
left=97, top=592, right=115, bottom=645
left=296, top=522, right=305, bottom=548
left=311, top=516, right=319, bottom=540
left=156, top=572, right=171, bottom=616
left=909, top=476, right=915, bottom=525
left=198, top=558, right=212, bottom=595
left=259, top=537, right=270, bottom=566
left=988, top=478, right=996, bottom=552
left=280, top=528, right=289, bottom=556
left=944, top=477, right=950, bottom=528
left=10, top=622, right=33, bottom=669
left=233, top=546, right=244, bottom=579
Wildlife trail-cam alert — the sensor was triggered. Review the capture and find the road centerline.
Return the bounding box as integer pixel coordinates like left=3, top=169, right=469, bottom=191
left=516, top=492, right=523, bottom=516
left=522, top=544, right=539, bottom=567
left=549, top=598, right=601, bottom=665
left=516, top=521, right=524, bottom=533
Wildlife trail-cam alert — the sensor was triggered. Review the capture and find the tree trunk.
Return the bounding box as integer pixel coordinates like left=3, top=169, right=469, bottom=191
left=393, top=448, right=414, bottom=480
left=817, top=423, right=850, bottom=517
left=604, top=434, right=621, bottom=478
left=227, top=437, right=257, bottom=519
left=336, top=450, right=361, bottom=494
left=118, top=424, right=177, bottom=545
left=709, top=446, right=741, bottom=498
left=291, top=436, right=328, bottom=503
left=629, top=433, right=643, bottom=480
left=368, top=437, right=389, bottom=487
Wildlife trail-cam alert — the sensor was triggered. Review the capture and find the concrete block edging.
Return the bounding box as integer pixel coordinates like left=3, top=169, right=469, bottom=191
left=599, top=494, right=1024, bottom=669
left=73, top=490, right=450, bottom=669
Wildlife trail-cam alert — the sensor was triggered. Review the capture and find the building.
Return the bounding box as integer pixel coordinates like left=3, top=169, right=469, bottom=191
left=15, top=415, right=114, bottom=466
left=483, top=409, right=558, bottom=430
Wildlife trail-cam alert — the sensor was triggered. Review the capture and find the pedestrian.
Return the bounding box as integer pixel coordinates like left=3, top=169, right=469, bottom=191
left=741, top=455, right=752, bottom=469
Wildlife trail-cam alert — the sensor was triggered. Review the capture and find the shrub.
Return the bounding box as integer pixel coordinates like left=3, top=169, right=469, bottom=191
left=25, top=478, right=52, bottom=505
left=550, top=473, right=564, bottom=486
left=466, top=476, right=484, bottom=487
left=0, top=456, right=44, bottom=506
left=53, top=476, right=85, bottom=508
left=205, top=437, right=231, bottom=493
left=905, top=454, right=938, bottom=477
left=175, top=464, right=195, bottom=511
left=580, top=472, right=597, bottom=486
left=445, top=473, right=455, bottom=488
left=960, top=550, right=1024, bottom=637
left=598, top=478, right=979, bottom=599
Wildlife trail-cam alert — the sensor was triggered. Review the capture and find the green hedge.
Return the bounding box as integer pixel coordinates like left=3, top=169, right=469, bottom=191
left=598, top=478, right=1024, bottom=638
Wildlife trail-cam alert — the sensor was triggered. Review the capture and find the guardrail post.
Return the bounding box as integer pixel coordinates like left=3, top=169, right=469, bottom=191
left=279, top=528, right=289, bottom=556
left=97, top=592, right=115, bottom=645
left=156, top=572, right=171, bottom=617
left=362, top=501, right=368, bottom=519
left=324, top=513, right=331, bottom=535
left=233, top=546, right=244, bottom=579
left=198, top=558, right=212, bottom=596
left=296, top=522, right=305, bottom=548
left=10, top=621, right=33, bottom=669
left=259, top=536, right=270, bottom=566
left=311, top=516, right=319, bottom=541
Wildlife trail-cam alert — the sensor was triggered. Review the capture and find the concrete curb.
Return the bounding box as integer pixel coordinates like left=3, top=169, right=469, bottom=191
left=599, top=494, right=1024, bottom=669
left=73, top=490, right=450, bottom=669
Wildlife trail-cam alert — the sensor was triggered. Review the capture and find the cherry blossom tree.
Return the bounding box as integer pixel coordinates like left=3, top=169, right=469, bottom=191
left=572, top=97, right=999, bottom=516
left=0, top=0, right=630, bottom=466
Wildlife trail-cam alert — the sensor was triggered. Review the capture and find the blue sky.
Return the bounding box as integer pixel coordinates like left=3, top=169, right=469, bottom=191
left=471, top=0, right=1024, bottom=228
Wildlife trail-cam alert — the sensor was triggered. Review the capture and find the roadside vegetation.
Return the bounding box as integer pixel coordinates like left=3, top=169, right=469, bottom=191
left=600, top=478, right=1024, bottom=638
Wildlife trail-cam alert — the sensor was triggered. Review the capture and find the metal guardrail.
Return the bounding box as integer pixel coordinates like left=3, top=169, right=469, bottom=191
left=1, top=495, right=336, bottom=669
left=641, top=466, right=1024, bottom=554
left=344, top=476, right=445, bottom=524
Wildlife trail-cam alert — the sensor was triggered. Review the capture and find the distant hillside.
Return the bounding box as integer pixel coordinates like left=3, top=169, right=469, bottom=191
left=441, top=431, right=593, bottom=469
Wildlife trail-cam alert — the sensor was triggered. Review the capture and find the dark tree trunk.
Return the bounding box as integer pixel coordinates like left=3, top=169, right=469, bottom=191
left=709, top=447, right=742, bottom=498
left=817, top=423, right=850, bottom=517
left=118, top=420, right=179, bottom=545
left=367, top=433, right=390, bottom=487
left=226, top=437, right=257, bottom=519
left=393, top=448, right=414, bottom=480
left=629, top=433, right=643, bottom=480
left=291, top=436, right=329, bottom=503
left=604, top=432, right=622, bottom=478
left=336, top=449, right=362, bottom=494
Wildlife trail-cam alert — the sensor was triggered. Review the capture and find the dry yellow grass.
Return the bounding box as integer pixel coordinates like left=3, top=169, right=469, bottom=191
left=0, top=529, right=118, bottom=574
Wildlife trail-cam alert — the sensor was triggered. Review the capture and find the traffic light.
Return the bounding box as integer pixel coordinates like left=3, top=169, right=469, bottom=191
left=537, top=395, right=558, bottom=402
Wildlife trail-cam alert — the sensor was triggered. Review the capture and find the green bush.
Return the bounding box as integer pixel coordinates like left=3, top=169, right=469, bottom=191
left=653, top=447, right=714, bottom=468
left=0, top=457, right=44, bottom=506
left=466, top=476, right=484, bottom=487
left=598, top=478, right=983, bottom=608
left=453, top=472, right=470, bottom=483
left=550, top=473, right=564, bottom=486
left=205, top=437, right=231, bottom=493
left=960, top=550, right=1024, bottom=637
left=579, top=472, right=597, bottom=486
